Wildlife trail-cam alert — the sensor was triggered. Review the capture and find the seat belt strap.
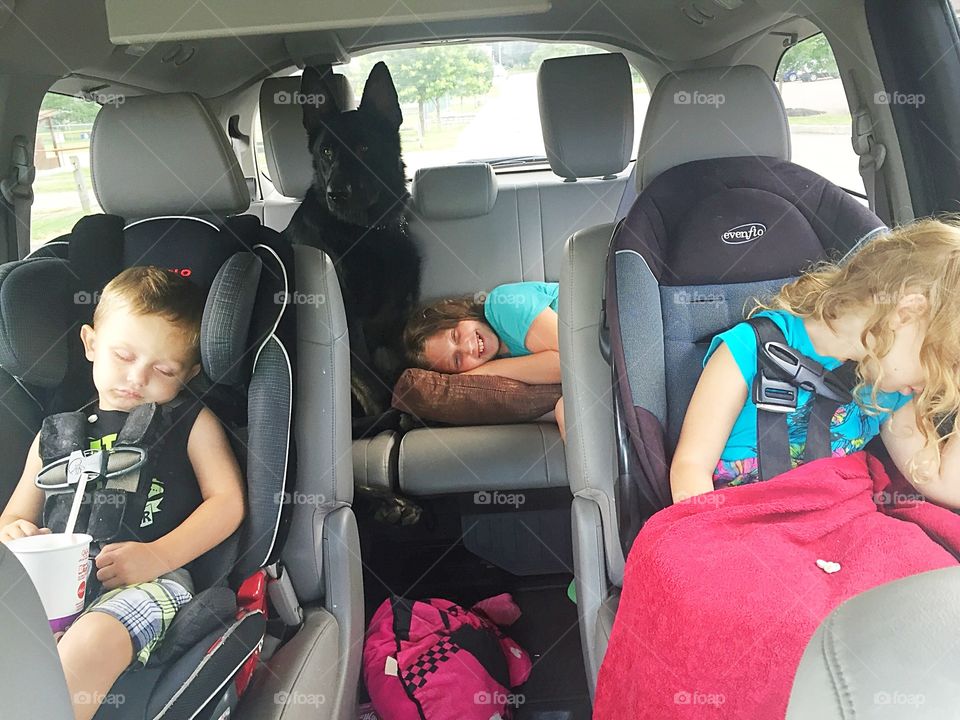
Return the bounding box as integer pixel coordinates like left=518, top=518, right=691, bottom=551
left=1, top=135, right=35, bottom=259
left=750, top=317, right=795, bottom=482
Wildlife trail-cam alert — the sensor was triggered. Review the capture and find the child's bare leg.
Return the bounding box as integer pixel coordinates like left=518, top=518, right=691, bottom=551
left=58, top=612, right=132, bottom=720
left=555, top=396, right=566, bottom=443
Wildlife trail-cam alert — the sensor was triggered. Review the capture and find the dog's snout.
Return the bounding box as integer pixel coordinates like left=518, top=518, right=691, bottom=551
left=326, top=182, right=353, bottom=204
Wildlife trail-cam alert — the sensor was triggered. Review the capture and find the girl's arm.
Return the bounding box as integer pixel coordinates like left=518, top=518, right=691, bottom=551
left=95, top=408, right=246, bottom=588
left=462, top=306, right=561, bottom=384
left=670, top=344, right=748, bottom=502
left=523, top=307, right=559, bottom=353
left=0, top=434, right=49, bottom=542
left=464, top=350, right=561, bottom=384
left=881, top=398, right=960, bottom=509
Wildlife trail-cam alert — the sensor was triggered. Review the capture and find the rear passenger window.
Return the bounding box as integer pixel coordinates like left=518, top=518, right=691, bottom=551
left=31, top=93, right=104, bottom=251
left=775, top=33, right=865, bottom=195
left=309, top=41, right=647, bottom=178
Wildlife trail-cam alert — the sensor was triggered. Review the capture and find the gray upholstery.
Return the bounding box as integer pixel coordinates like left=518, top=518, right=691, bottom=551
left=787, top=567, right=960, bottom=719
left=91, top=92, right=249, bottom=218
left=636, top=65, right=790, bottom=190
left=399, top=423, right=566, bottom=495
left=412, top=163, right=498, bottom=220
left=562, top=223, right=623, bottom=586
left=283, top=245, right=353, bottom=600
left=201, top=252, right=262, bottom=386
left=352, top=430, right=399, bottom=491
left=538, top=53, right=634, bottom=179
left=259, top=74, right=356, bottom=201
left=0, top=544, right=74, bottom=719
left=236, top=607, right=341, bottom=719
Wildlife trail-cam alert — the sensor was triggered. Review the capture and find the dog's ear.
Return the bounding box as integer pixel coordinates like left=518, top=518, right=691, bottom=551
left=359, top=62, right=403, bottom=129
left=300, top=66, right=341, bottom=135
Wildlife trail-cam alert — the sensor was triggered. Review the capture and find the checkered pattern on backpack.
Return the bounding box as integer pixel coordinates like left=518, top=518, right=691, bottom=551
left=401, top=636, right=462, bottom=689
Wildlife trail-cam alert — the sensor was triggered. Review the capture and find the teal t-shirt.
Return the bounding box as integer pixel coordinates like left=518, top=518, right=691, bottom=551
left=704, top=309, right=912, bottom=488
left=483, top=282, right=559, bottom=357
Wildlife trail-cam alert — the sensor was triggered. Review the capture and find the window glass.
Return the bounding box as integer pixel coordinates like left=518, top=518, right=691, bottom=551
left=328, top=41, right=649, bottom=176
left=32, top=93, right=104, bottom=251
left=775, top=34, right=865, bottom=195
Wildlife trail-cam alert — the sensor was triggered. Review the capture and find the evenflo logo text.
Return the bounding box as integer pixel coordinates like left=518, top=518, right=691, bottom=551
left=721, top=223, right=766, bottom=245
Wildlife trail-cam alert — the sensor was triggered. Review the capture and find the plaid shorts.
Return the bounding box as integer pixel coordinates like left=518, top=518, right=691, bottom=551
left=85, top=577, right=192, bottom=668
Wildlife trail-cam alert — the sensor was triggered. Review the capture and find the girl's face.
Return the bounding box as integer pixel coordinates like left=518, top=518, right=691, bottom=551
left=863, top=305, right=927, bottom=396
left=422, top=319, right=502, bottom=373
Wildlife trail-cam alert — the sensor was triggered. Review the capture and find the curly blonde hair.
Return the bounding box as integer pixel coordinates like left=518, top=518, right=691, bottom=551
left=403, top=295, right=486, bottom=369
left=752, top=217, right=960, bottom=482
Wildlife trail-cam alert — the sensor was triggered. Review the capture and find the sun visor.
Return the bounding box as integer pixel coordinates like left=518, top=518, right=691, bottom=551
left=105, top=0, right=552, bottom=43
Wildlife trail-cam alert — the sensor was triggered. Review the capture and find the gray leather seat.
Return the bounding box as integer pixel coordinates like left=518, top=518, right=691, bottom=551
left=787, top=567, right=960, bottom=719
left=0, top=544, right=74, bottom=719
left=396, top=53, right=635, bottom=497
left=258, top=73, right=355, bottom=231
left=85, top=91, right=361, bottom=720
left=560, top=64, right=792, bottom=697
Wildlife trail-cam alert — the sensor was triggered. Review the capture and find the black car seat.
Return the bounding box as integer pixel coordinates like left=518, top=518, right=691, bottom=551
left=559, top=64, right=884, bottom=696
left=5, top=91, right=361, bottom=719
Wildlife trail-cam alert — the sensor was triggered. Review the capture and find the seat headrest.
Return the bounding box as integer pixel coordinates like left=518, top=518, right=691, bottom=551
left=636, top=65, right=790, bottom=190
left=259, top=74, right=356, bottom=199
left=537, top=53, right=634, bottom=179
left=618, top=156, right=884, bottom=286
left=91, top=93, right=249, bottom=219
left=412, top=163, right=498, bottom=220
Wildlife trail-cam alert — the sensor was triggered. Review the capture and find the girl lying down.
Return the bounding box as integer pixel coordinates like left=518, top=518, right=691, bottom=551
left=403, top=281, right=566, bottom=441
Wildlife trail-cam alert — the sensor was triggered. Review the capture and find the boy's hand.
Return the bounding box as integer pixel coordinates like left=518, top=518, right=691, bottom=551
left=0, top=520, right=51, bottom=544
left=95, top=541, right=168, bottom=589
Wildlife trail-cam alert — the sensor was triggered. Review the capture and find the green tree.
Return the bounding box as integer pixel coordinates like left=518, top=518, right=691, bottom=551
left=388, top=46, right=494, bottom=135
left=343, top=46, right=493, bottom=136
left=40, top=93, right=100, bottom=124
left=778, top=34, right=838, bottom=79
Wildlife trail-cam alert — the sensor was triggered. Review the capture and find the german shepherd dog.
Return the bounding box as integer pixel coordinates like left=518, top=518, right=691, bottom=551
left=284, top=63, right=421, bottom=434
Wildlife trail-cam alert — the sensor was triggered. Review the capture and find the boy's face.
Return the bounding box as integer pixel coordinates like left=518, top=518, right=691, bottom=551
left=80, top=303, right=201, bottom=411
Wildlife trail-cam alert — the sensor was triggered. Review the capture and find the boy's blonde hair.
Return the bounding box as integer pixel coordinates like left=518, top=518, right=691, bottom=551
left=94, top=266, right=205, bottom=362
left=754, top=217, right=960, bottom=481
left=403, top=295, right=486, bottom=369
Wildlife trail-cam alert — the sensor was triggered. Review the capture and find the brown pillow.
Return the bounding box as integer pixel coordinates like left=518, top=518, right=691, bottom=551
left=392, top=368, right=562, bottom=425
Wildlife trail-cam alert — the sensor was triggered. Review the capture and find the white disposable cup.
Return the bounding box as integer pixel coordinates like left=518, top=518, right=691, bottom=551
left=7, top=533, right=92, bottom=633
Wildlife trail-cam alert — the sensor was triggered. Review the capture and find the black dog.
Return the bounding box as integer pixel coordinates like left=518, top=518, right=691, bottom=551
left=284, top=62, right=421, bottom=432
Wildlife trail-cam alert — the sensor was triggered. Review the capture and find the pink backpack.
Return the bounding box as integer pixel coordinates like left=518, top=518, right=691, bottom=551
left=363, top=593, right=533, bottom=720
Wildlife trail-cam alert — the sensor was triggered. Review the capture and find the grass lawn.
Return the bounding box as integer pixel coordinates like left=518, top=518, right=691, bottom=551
left=402, top=121, right=471, bottom=153
left=31, top=207, right=83, bottom=246
left=788, top=112, right=852, bottom=126
left=34, top=166, right=95, bottom=195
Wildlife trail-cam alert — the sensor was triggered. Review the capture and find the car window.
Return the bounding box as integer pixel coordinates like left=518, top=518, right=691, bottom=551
left=254, top=41, right=648, bottom=189
left=31, top=93, right=105, bottom=251
left=775, top=33, right=865, bottom=196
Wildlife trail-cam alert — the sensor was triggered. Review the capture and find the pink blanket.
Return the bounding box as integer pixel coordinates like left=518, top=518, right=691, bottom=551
left=594, top=451, right=960, bottom=718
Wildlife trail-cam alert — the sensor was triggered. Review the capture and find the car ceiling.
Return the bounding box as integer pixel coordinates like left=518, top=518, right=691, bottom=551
left=0, top=0, right=841, bottom=98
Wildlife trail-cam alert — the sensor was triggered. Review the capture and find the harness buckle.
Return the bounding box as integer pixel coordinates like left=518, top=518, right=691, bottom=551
left=754, top=372, right=798, bottom=413
left=761, top=341, right=852, bottom=405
